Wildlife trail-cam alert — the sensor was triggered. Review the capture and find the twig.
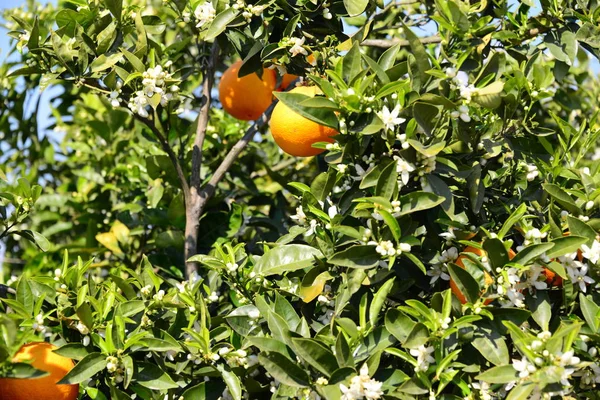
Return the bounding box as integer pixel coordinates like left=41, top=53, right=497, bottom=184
left=134, top=114, right=191, bottom=202
left=361, top=34, right=441, bottom=48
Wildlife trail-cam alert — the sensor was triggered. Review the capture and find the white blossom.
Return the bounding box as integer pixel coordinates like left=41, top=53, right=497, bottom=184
left=427, top=263, right=450, bottom=284
left=568, top=263, right=594, bottom=292
left=194, top=2, right=216, bottom=28
left=340, top=364, right=383, bottom=400
left=512, top=356, right=536, bottom=378
left=290, top=206, right=307, bottom=225
left=581, top=240, right=600, bottom=264
left=376, top=104, right=405, bottom=131
left=410, top=345, right=435, bottom=372
left=289, top=37, right=308, bottom=57
left=395, top=156, right=415, bottom=186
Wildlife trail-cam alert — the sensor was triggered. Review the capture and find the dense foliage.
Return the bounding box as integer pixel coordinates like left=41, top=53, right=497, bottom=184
left=1, top=0, right=600, bottom=399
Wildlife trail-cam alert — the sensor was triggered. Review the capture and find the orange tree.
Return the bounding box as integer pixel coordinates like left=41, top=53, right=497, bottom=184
left=1, top=0, right=600, bottom=399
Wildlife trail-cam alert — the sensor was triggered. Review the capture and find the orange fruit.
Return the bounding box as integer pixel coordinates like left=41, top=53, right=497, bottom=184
left=450, top=245, right=516, bottom=305
left=270, top=86, right=337, bottom=157
left=278, top=73, right=299, bottom=90
left=219, top=60, right=277, bottom=121
left=0, top=342, right=79, bottom=400
left=544, top=268, right=562, bottom=286
left=544, top=232, right=582, bottom=287
left=276, top=54, right=316, bottom=91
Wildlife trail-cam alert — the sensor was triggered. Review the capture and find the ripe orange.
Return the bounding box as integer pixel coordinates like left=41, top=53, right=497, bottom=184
left=544, top=232, right=583, bottom=287
left=278, top=73, right=299, bottom=90
left=270, top=86, right=337, bottom=157
left=450, top=245, right=516, bottom=305
left=276, top=55, right=316, bottom=91
left=0, top=342, right=78, bottom=400
left=219, top=60, right=277, bottom=121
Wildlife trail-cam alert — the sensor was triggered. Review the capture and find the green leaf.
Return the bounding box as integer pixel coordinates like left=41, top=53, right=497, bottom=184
left=527, top=291, right=551, bottom=331
left=396, top=191, right=444, bottom=216
left=401, top=23, right=431, bottom=81
left=53, top=344, right=92, bottom=361
left=254, top=244, right=322, bottom=276
left=407, top=139, right=445, bottom=157
left=566, top=216, right=596, bottom=246
left=16, top=230, right=50, bottom=251
left=579, top=294, right=600, bottom=332
left=375, top=161, right=398, bottom=200
left=217, top=364, right=242, bottom=400
left=412, top=102, right=439, bottom=135
left=258, top=352, right=310, bottom=387
left=467, top=165, right=485, bottom=214
left=475, top=365, right=519, bottom=384
left=471, top=81, right=504, bottom=109
left=385, top=309, right=416, bottom=343
left=506, top=383, right=535, bottom=400
left=335, top=333, right=354, bottom=368
left=510, top=243, right=554, bottom=266
left=472, top=329, right=509, bottom=366
left=205, top=8, right=239, bottom=41
left=273, top=92, right=339, bottom=129
left=482, top=238, right=510, bottom=270
left=90, top=53, right=123, bottom=73
left=104, top=0, right=122, bottom=20
left=543, top=184, right=580, bottom=214
left=58, top=353, right=107, bottom=384
left=545, top=235, right=588, bottom=258
left=292, top=338, right=339, bottom=377
left=121, top=48, right=145, bottom=73
left=134, top=362, right=179, bottom=390
left=497, top=203, right=527, bottom=239
left=3, top=363, right=49, bottom=379
left=182, top=381, right=226, bottom=400
left=447, top=263, right=479, bottom=304
left=344, top=0, right=369, bottom=16
left=369, top=278, right=395, bottom=326
left=328, top=245, right=380, bottom=269
left=342, top=41, right=362, bottom=82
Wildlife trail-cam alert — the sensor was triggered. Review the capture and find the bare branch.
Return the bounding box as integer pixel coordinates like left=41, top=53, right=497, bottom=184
left=190, top=42, right=219, bottom=192
left=134, top=114, right=191, bottom=202
left=185, top=42, right=219, bottom=278
left=361, top=34, right=442, bottom=48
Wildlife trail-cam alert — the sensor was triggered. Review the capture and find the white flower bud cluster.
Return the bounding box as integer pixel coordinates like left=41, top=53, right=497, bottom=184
left=127, top=65, right=179, bottom=118
left=226, top=262, right=239, bottom=273
left=194, top=2, right=216, bottom=28
left=32, top=313, right=46, bottom=333
left=153, top=289, right=165, bottom=301
left=417, top=154, right=436, bottom=175
left=450, top=104, right=471, bottom=122
left=525, top=164, right=539, bottom=181
left=370, top=240, right=411, bottom=257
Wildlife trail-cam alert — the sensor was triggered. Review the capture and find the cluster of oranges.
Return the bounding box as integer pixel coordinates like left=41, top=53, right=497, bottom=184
left=218, top=59, right=337, bottom=157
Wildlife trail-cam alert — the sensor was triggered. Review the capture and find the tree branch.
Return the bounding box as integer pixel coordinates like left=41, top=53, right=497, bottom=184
left=197, top=101, right=277, bottom=215
left=185, top=42, right=219, bottom=278
left=361, top=34, right=442, bottom=48
left=190, top=42, right=219, bottom=192
left=134, top=114, right=191, bottom=202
